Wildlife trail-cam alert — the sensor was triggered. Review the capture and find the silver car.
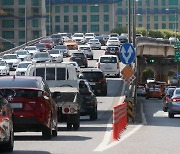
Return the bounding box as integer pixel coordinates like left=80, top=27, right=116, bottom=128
left=168, top=88, right=180, bottom=118
left=87, top=39, right=101, bottom=50
left=32, top=52, right=52, bottom=63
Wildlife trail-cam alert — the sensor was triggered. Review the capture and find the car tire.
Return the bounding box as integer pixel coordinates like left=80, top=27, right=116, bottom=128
left=67, top=123, right=72, bottom=130
left=2, top=129, right=14, bottom=152
left=42, top=118, right=52, bottom=140
left=116, top=73, right=120, bottom=78
left=73, top=122, right=80, bottom=131
left=163, top=106, right=168, bottom=112
left=85, top=64, right=88, bottom=68
left=90, top=56, right=93, bottom=60
left=52, top=123, right=58, bottom=137
left=90, top=108, right=98, bottom=121
left=168, top=112, right=174, bottom=118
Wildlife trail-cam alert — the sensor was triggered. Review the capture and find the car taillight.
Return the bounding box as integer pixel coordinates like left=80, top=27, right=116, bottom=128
left=165, top=96, right=169, bottom=102
left=64, top=108, right=69, bottom=113
left=99, top=78, right=105, bottom=83
left=105, top=50, right=108, bottom=54
left=98, top=62, right=100, bottom=69
left=172, top=98, right=180, bottom=102
left=69, top=57, right=73, bottom=60
left=117, top=63, right=119, bottom=69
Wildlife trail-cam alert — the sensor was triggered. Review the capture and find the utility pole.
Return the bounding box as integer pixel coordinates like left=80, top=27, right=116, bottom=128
left=146, top=0, right=148, bottom=36
left=128, top=0, right=131, bottom=43
left=25, top=1, right=27, bottom=45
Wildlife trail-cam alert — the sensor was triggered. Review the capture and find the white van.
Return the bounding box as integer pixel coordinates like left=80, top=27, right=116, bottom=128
left=97, top=55, right=120, bottom=77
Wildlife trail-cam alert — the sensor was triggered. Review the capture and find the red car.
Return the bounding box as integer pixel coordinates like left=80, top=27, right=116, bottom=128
left=39, top=38, right=54, bottom=49
left=0, top=76, right=58, bottom=140
left=0, top=93, right=14, bottom=152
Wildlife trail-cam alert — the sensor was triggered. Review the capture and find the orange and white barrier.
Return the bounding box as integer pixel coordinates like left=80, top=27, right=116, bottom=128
left=112, top=101, right=127, bottom=140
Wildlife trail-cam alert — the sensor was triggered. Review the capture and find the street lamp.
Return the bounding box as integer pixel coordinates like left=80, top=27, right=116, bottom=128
left=25, top=1, right=27, bottom=45
left=145, top=0, right=148, bottom=36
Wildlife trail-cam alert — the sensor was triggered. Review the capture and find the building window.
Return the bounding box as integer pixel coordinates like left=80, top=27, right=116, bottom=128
left=19, top=31, right=25, bottom=39
left=2, top=0, right=14, bottom=5
left=91, top=15, right=99, bottom=22
left=32, top=0, right=39, bottom=6
left=18, top=20, right=25, bottom=27
left=138, top=1, right=142, bottom=6
left=18, top=0, right=25, bottom=5
left=73, top=25, right=78, bottom=32
left=73, top=6, right=78, bottom=13
left=91, top=25, right=99, bottom=32
left=118, top=2, right=122, bottom=6
left=55, top=25, right=60, bottom=32
left=64, top=16, right=69, bottom=22
left=90, top=6, right=99, bottom=12
left=64, top=25, right=69, bottom=32
left=82, top=25, right=87, bottom=32
left=55, top=16, right=60, bottom=22
left=154, top=16, right=158, bottom=21
left=104, top=5, right=109, bottom=12
left=33, top=31, right=39, bottom=39
left=161, top=0, right=166, bottom=6
left=104, top=25, right=109, bottom=31
left=82, top=5, right=87, bottom=12
left=118, top=16, right=122, bottom=22
left=18, top=8, right=25, bottom=16
left=169, top=15, right=176, bottom=21
left=32, top=19, right=38, bottom=27
left=32, top=8, right=39, bottom=14
left=154, top=0, right=158, bottom=5
left=162, top=15, right=166, bottom=21
left=55, top=6, right=60, bottom=13
left=104, top=15, right=109, bottom=22
left=2, top=20, right=14, bottom=28
left=3, top=9, right=14, bottom=14
left=147, top=16, right=150, bottom=22
left=169, top=0, right=178, bottom=5
left=82, top=15, right=87, bottom=22
left=73, top=16, right=78, bottom=22
left=2, top=31, right=14, bottom=39
left=154, top=23, right=158, bottom=29
left=162, top=23, right=166, bottom=29
left=138, top=16, right=142, bottom=22
left=138, top=24, right=142, bottom=27
left=64, top=6, right=69, bottom=13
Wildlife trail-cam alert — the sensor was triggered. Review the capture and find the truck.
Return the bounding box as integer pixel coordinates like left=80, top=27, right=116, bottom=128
left=25, top=62, right=82, bottom=130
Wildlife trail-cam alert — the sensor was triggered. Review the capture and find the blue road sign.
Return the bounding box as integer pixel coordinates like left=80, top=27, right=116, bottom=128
left=119, top=43, right=136, bottom=64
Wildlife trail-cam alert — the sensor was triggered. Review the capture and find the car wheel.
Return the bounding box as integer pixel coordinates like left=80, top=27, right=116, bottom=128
left=42, top=118, right=52, bottom=140
left=2, top=128, right=14, bottom=152
left=163, top=106, right=168, bottom=112
left=73, top=122, right=80, bottom=131
left=85, top=64, right=88, bottom=68
left=67, top=123, right=72, bottom=130
left=116, top=73, right=120, bottom=78
left=168, top=112, right=174, bottom=118
left=90, top=107, right=98, bottom=120
left=52, top=122, right=58, bottom=137
left=90, top=56, right=93, bottom=60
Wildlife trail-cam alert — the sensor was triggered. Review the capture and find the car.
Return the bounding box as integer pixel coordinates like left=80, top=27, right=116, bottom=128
left=50, top=34, right=63, bottom=45
left=162, top=87, right=176, bottom=112
left=78, top=45, right=93, bottom=60
left=95, top=36, right=106, bottom=46
left=146, top=78, right=155, bottom=83
left=168, top=87, right=180, bottom=118
left=165, top=85, right=177, bottom=94
left=101, top=34, right=109, bottom=42
left=79, top=68, right=107, bottom=96
left=136, top=34, right=143, bottom=38
left=48, top=49, right=63, bottom=62
left=97, top=55, right=120, bottom=77
left=106, top=37, right=120, bottom=46
left=24, top=46, right=40, bottom=56
left=87, top=38, right=101, bottom=49
left=79, top=79, right=98, bottom=120
left=104, top=46, right=120, bottom=59
left=54, top=45, right=70, bottom=57
left=69, top=52, right=88, bottom=68
left=85, top=33, right=95, bottom=42
left=62, top=61, right=80, bottom=72
left=32, top=52, right=52, bottom=63
left=63, top=39, right=78, bottom=50
left=137, top=85, right=146, bottom=96
left=15, top=61, right=33, bottom=76
left=2, top=54, right=21, bottom=71
left=0, top=92, right=14, bottom=152
left=15, top=50, right=31, bottom=61
left=39, top=38, right=54, bottom=49
left=58, top=32, right=68, bottom=40
left=0, top=76, right=58, bottom=139
left=0, top=60, right=10, bottom=76
left=35, top=43, right=47, bottom=52
left=109, top=33, right=120, bottom=38
left=72, top=33, right=86, bottom=44
left=146, top=87, right=163, bottom=99
left=169, top=37, right=179, bottom=43
left=119, top=33, right=128, bottom=44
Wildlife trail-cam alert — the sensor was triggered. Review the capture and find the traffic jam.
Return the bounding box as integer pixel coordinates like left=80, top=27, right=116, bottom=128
left=0, top=32, right=127, bottom=152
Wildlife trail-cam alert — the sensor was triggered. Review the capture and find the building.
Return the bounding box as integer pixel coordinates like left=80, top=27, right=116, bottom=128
left=0, top=0, right=46, bottom=50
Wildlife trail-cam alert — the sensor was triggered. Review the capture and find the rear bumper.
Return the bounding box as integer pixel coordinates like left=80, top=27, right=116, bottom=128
left=168, top=103, right=180, bottom=113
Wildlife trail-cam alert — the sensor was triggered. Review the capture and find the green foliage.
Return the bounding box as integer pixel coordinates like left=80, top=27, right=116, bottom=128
left=110, top=27, right=127, bottom=35
left=136, top=27, right=146, bottom=36
left=142, top=67, right=154, bottom=84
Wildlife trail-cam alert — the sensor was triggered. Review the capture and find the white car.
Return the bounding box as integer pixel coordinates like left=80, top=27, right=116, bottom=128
left=48, top=49, right=63, bottom=62
left=15, top=50, right=31, bottom=61
left=87, top=39, right=101, bottom=50
left=85, top=33, right=95, bottom=42
left=24, top=46, right=40, bottom=57
left=2, top=54, right=21, bottom=70
left=0, top=60, right=10, bottom=76
left=72, top=33, right=86, bottom=44
left=146, top=78, right=155, bottom=83
left=15, top=61, right=32, bottom=76
left=62, top=61, right=80, bottom=72
left=106, top=37, right=120, bottom=46
left=97, top=55, right=120, bottom=77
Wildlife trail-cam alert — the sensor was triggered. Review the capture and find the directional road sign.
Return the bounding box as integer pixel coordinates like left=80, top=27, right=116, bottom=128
left=119, top=43, right=136, bottom=64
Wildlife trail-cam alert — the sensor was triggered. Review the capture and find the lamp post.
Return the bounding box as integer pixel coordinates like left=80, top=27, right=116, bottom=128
left=145, top=0, right=148, bottom=36
left=25, top=1, right=27, bottom=45
left=112, top=1, right=115, bottom=30
left=48, top=0, right=51, bottom=36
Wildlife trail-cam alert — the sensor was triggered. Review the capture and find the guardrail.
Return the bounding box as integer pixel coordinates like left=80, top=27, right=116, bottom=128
left=0, top=36, right=46, bottom=57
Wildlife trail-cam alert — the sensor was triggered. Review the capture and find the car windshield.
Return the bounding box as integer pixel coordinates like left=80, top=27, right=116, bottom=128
left=51, top=34, right=61, bottom=38
left=48, top=50, right=59, bottom=54
left=3, top=55, right=17, bottom=59
left=167, top=89, right=175, bottom=96
left=25, top=47, right=36, bottom=50
left=72, top=53, right=84, bottom=57
left=73, top=34, right=83, bottom=37
left=34, top=53, right=49, bottom=58
left=89, top=39, right=98, bottom=42
left=16, top=51, right=27, bottom=55
left=80, top=47, right=90, bottom=50
left=0, top=61, right=6, bottom=66
left=175, top=89, right=180, bottom=95
left=36, top=44, right=45, bottom=48
left=100, top=57, right=117, bottom=63
left=18, top=63, right=31, bottom=68
left=95, top=36, right=103, bottom=40
left=55, top=45, right=66, bottom=49
left=82, top=72, right=104, bottom=80
left=85, top=34, right=94, bottom=36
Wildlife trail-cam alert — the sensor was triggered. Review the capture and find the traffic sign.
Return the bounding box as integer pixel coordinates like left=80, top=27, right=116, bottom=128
left=174, top=42, right=180, bottom=48
left=121, top=65, right=136, bottom=84
left=174, top=49, right=180, bottom=62
left=119, top=43, right=136, bottom=64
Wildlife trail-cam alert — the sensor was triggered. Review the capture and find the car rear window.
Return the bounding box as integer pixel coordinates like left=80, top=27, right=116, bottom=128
left=107, top=47, right=119, bottom=51
left=72, top=53, right=84, bottom=57
left=175, top=89, right=180, bottom=95
left=100, top=57, right=117, bottom=63
left=82, top=72, right=104, bottom=79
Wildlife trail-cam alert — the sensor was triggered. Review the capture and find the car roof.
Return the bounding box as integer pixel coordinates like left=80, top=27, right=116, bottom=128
left=99, top=55, right=118, bottom=58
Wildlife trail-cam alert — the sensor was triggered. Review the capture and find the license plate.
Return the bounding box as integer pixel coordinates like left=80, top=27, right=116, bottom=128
left=10, top=103, right=22, bottom=109
left=89, top=82, right=95, bottom=85
left=105, top=67, right=112, bottom=70
left=75, top=58, right=81, bottom=60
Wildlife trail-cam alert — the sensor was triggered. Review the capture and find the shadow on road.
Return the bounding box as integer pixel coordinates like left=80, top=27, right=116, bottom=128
left=11, top=151, right=50, bottom=154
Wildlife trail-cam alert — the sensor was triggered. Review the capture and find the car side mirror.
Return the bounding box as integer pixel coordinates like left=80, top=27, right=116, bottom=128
left=52, top=91, right=61, bottom=99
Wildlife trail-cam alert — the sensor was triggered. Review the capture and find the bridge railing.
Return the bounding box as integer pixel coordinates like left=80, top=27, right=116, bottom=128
left=0, top=36, right=46, bottom=57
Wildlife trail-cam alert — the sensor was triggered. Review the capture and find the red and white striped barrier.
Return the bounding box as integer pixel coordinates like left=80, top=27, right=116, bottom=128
left=112, top=101, right=127, bottom=140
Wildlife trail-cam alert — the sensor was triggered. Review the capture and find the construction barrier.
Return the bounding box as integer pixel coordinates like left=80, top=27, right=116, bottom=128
left=128, top=100, right=135, bottom=122
left=112, top=101, right=127, bottom=140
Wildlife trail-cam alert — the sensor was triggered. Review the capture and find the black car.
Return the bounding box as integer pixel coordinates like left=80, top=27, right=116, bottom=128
left=104, top=46, right=120, bottom=59
left=0, top=91, right=14, bottom=152
left=79, top=79, right=98, bottom=120
left=95, top=36, right=106, bottom=46
left=50, top=34, right=63, bottom=45
left=69, top=52, right=88, bottom=68
left=79, top=68, right=107, bottom=96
